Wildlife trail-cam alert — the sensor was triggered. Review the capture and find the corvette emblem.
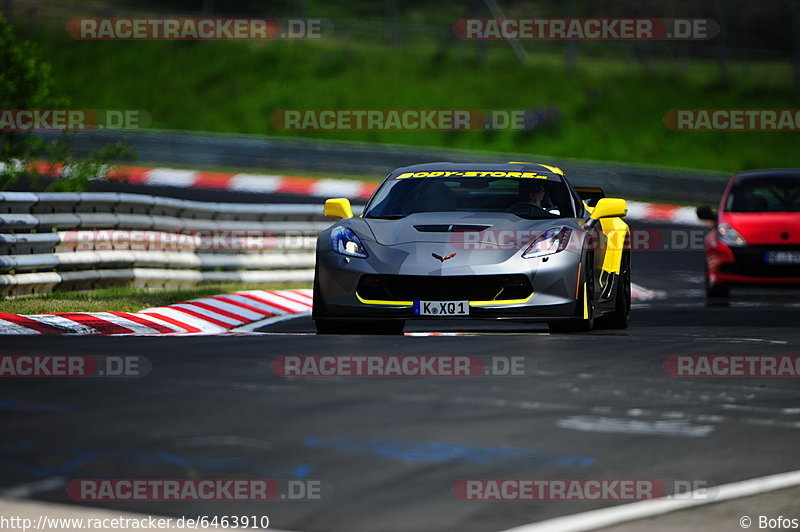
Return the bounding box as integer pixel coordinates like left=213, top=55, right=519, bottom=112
left=432, top=252, right=456, bottom=262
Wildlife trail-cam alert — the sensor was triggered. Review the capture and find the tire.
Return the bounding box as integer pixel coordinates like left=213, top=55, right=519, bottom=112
left=704, top=265, right=730, bottom=299
left=311, top=272, right=325, bottom=320
left=595, top=250, right=631, bottom=329
left=314, top=319, right=338, bottom=334
left=315, top=319, right=405, bottom=335
left=549, top=254, right=595, bottom=333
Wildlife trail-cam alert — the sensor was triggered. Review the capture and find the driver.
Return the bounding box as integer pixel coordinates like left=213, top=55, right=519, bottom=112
left=520, top=182, right=547, bottom=206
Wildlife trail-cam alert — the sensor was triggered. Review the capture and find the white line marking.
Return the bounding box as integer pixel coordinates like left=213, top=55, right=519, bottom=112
left=497, top=468, right=800, bottom=532
left=556, top=416, right=714, bottom=438
left=0, top=477, right=66, bottom=498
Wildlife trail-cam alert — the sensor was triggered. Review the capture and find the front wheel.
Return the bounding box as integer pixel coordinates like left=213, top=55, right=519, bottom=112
left=705, top=265, right=730, bottom=299
left=549, top=256, right=595, bottom=333
left=595, top=251, right=631, bottom=329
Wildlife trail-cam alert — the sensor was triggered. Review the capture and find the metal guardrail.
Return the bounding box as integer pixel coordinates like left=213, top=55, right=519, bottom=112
left=37, top=129, right=731, bottom=204
left=0, top=192, right=334, bottom=297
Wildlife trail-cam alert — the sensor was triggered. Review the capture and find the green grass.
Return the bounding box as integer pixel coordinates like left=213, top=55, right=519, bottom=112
left=20, top=23, right=800, bottom=174
left=0, top=282, right=311, bottom=314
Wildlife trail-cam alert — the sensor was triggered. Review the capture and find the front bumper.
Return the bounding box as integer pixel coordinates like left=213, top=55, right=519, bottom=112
left=315, top=245, right=583, bottom=321
left=706, top=239, right=800, bottom=286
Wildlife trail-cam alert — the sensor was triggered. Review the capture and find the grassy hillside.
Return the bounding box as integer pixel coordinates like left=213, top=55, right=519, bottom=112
left=22, top=24, right=800, bottom=173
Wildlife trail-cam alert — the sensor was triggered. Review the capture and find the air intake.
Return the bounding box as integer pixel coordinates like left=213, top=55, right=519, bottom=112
left=414, top=224, right=491, bottom=233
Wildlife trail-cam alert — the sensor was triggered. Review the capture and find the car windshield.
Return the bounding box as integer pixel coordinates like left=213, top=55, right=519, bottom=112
left=363, top=177, right=575, bottom=219
left=725, top=177, right=800, bottom=212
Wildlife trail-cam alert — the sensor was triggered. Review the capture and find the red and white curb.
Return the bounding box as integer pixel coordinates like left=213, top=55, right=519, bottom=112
left=29, top=161, right=703, bottom=225
left=0, top=289, right=313, bottom=335
left=31, top=161, right=378, bottom=200
left=626, top=201, right=702, bottom=226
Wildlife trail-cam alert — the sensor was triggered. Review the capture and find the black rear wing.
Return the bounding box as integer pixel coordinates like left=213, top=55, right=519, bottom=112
left=574, top=186, right=605, bottom=207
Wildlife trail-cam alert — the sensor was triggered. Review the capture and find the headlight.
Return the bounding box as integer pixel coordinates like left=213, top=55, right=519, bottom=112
left=522, top=227, right=572, bottom=259
left=717, top=223, right=746, bottom=247
left=331, top=226, right=369, bottom=258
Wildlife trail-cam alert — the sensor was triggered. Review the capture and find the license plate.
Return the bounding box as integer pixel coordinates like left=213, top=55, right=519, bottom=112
left=764, top=251, right=800, bottom=264
left=414, top=300, right=469, bottom=316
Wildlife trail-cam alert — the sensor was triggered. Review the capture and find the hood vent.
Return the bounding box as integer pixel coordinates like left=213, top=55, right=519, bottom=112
left=414, top=224, right=491, bottom=233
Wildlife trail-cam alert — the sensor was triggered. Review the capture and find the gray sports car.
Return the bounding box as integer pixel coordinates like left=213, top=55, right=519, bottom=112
left=312, top=162, right=631, bottom=334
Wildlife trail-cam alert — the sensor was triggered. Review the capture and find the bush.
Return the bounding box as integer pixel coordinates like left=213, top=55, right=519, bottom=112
left=0, top=13, right=131, bottom=192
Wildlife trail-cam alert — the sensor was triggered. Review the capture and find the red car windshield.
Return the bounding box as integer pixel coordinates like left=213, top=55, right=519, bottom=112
left=725, top=178, right=800, bottom=213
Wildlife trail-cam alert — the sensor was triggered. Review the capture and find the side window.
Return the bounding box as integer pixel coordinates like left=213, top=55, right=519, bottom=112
left=569, top=185, right=585, bottom=217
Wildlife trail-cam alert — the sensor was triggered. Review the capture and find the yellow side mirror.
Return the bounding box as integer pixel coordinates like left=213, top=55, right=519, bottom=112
left=589, top=198, right=627, bottom=220
left=324, top=198, right=354, bottom=219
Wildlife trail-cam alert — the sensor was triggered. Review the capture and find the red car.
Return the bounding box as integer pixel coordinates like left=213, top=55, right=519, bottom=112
left=697, top=169, right=800, bottom=298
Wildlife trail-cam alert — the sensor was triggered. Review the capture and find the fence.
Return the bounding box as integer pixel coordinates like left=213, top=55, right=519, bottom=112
left=0, top=192, right=341, bottom=297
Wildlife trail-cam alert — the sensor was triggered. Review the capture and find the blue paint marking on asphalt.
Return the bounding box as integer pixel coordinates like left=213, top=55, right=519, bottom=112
left=302, top=437, right=595, bottom=467
left=0, top=457, right=84, bottom=477
left=0, top=442, right=313, bottom=479
left=157, top=451, right=193, bottom=469
left=5, top=440, right=34, bottom=452
left=292, top=463, right=314, bottom=478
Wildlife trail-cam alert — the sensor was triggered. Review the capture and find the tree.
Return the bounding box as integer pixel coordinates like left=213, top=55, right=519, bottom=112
left=0, top=13, right=131, bottom=191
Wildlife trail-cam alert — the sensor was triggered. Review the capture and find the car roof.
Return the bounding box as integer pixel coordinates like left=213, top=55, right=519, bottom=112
left=387, top=162, right=567, bottom=182
left=733, top=169, right=800, bottom=182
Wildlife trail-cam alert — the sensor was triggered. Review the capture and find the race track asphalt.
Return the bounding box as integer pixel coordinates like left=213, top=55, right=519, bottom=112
left=1, top=221, right=799, bottom=532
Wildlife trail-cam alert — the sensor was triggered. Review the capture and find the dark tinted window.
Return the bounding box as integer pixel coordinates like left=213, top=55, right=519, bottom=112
left=725, top=177, right=800, bottom=212
left=364, top=178, right=575, bottom=219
